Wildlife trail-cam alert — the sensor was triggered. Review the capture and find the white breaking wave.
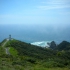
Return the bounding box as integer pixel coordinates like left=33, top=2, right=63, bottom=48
left=31, top=41, right=51, bottom=47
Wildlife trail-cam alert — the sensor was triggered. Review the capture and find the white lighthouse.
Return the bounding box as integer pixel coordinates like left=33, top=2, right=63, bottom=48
left=9, top=35, right=11, bottom=40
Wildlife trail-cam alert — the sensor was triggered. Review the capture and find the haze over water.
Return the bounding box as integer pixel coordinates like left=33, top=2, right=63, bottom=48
left=0, top=0, right=70, bottom=43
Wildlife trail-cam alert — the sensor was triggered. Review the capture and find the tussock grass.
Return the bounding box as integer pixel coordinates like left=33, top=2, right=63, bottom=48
left=9, top=47, right=18, bottom=56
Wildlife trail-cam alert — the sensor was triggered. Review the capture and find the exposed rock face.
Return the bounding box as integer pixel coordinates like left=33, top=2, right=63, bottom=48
left=50, top=41, right=56, bottom=49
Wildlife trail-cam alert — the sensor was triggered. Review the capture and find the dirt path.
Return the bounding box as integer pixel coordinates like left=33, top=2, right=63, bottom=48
left=2, top=39, right=10, bottom=55
left=2, top=39, right=9, bottom=47
left=5, top=47, right=10, bottom=55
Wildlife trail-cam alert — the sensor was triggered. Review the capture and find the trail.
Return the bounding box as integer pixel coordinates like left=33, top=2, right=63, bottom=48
left=2, top=39, right=9, bottom=47
left=5, top=47, right=10, bottom=55
left=2, top=39, right=10, bottom=55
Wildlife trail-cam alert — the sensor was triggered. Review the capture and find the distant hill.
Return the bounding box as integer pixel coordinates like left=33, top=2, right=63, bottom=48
left=55, top=41, right=70, bottom=51
left=49, top=41, right=57, bottom=49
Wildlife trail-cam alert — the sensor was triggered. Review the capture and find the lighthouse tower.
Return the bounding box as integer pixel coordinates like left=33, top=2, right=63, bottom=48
left=9, top=35, right=11, bottom=40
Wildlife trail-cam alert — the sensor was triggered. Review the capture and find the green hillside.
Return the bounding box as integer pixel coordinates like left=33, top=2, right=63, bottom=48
left=6, top=40, right=56, bottom=59
left=0, top=39, right=70, bottom=70
left=56, top=41, right=70, bottom=51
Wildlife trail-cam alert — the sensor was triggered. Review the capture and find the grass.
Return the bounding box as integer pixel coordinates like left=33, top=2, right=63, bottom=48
left=33, top=65, right=70, bottom=70
left=0, top=46, right=5, bottom=55
left=33, top=67, right=70, bottom=70
left=1, top=59, right=68, bottom=70
left=9, top=47, right=18, bottom=56
left=0, top=40, right=70, bottom=70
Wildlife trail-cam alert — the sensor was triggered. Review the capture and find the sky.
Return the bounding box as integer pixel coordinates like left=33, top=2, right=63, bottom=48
left=0, top=0, right=70, bottom=43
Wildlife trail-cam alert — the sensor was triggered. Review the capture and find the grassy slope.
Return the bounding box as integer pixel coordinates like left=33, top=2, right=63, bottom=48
left=9, top=47, right=18, bottom=56
left=0, top=39, right=70, bottom=70
left=9, top=40, right=56, bottom=59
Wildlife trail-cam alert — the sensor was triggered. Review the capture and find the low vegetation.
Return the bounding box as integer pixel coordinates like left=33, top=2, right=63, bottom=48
left=0, top=39, right=70, bottom=70
left=9, top=47, right=18, bottom=56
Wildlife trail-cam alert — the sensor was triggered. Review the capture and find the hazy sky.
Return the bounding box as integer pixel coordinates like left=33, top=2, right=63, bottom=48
left=0, top=0, right=70, bottom=42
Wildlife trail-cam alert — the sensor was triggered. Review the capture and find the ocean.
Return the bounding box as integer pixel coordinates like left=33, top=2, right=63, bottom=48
left=0, top=24, right=70, bottom=44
